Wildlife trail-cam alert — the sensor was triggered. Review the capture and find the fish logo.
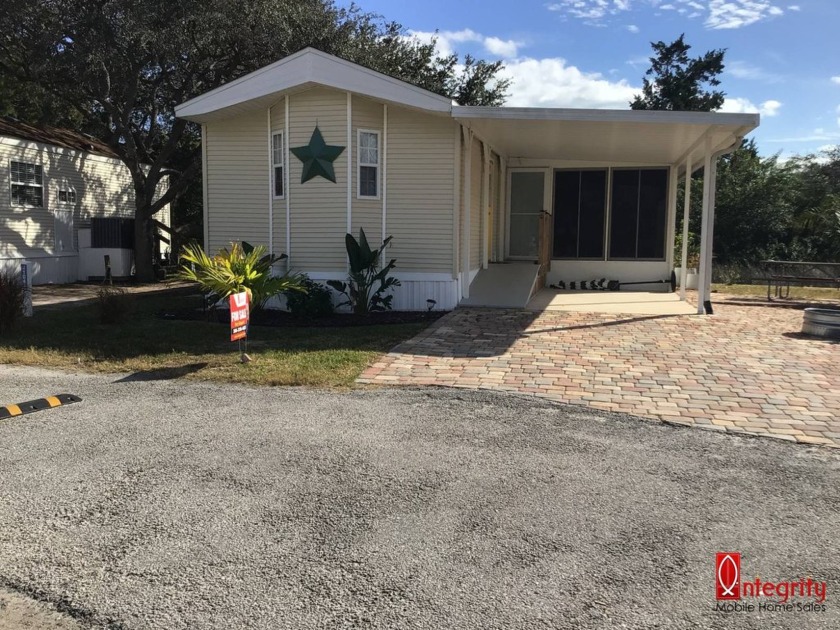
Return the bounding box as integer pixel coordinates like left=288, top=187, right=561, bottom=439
left=716, top=553, right=741, bottom=600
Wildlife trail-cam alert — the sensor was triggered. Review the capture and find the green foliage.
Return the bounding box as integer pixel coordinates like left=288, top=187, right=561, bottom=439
left=96, top=286, right=133, bottom=324
left=284, top=276, right=334, bottom=318
left=630, top=34, right=725, bottom=111
left=177, top=241, right=305, bottom=310
left=0, top=0, right=509, bottom=280
left=0, top=269, right=25, bottom=335
left=327, top=228, right=401, bottom=314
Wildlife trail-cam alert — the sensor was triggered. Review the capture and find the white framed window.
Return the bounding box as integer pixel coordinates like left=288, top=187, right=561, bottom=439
left=357, top=129, right=380, bottom=199
left=53, top=209, right=75, bottom=252
left=58, top=187, right=77, bottom=205
left=272, top=132, right=284, bottom=198
left=10, top=161, right=44, bottom=207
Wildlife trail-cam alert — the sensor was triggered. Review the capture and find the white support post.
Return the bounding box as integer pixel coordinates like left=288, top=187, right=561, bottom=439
left=666, top=164, right=679, bottom=269
left=462, top=129, right=473, bottom=298
left=702, top=153, right=720, bottom=311
left=382, top=104, right=388, bottom=249
left=346, top=92, right=352, bottom=236
left=481, top=141, right=490, bottom=269
left=267, top=107, right=274, bottom=257
left=498, top=156, right=507, bottom=262
left=697, top=136, right=713, bottom=314
left=679, top=155, right=692, bottom=301
left=285, top=96, right=291, bottom=268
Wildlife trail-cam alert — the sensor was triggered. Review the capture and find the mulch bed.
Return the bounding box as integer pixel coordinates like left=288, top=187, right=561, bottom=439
left=158, top=306, right=447, bottom=328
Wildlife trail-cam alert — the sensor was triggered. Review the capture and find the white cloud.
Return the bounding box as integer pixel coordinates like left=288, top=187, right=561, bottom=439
left=831, top=76, right=840, bottom=85
left=728, top=60, right=782, bottom=82
left=626, top=24, right=640, bottom=32
left=500, top=57, right=639, bottom=109
left=407, top=29, right=522, bottom=59
left=706, top=0, right=786, bottom=29
left=484, top=36, right=522, bottom=57
left=787, top=4, right=800, bottom=10
left=547, top=0, right=632, bottom=23
left=768, top=128, right=840, bottom=143
left=720, top=97, right=782, bottom=117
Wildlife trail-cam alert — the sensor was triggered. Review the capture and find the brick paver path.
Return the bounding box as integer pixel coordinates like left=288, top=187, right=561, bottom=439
left=359, top=298, right=840, bottom=448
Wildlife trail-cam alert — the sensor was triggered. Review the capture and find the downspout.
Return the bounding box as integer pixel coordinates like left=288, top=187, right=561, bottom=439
left=699, top=135, right=744, bottom=315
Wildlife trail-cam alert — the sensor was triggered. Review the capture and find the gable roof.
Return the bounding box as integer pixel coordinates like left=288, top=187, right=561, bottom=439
left=0, top=117, right=118, bottom=158
left=175, top=47, right=453, bottom=123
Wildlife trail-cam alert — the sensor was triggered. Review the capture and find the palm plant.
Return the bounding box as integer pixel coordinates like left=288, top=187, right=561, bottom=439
left=177, top=241, right=305, bottom=310
left=327, top=228, right=400, bottom=314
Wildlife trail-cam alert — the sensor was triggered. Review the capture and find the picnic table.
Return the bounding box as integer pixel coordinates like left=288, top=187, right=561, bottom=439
left=761, top=260, right=840, bottom=299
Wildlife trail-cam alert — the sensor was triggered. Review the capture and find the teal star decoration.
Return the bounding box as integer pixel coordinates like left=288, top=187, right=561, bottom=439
left=291, top=126, right=345, bottom=184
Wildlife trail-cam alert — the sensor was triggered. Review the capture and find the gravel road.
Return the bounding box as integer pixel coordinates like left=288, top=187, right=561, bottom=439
left=1, top=365, right=838, bottom=629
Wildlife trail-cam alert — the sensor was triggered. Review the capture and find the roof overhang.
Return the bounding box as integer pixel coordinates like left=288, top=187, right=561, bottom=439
left=175, top=48, right=453, bottom=123
left=453, top=106, right=759, bottom=169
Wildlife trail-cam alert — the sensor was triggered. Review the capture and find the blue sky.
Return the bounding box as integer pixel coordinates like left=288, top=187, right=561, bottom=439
left=340, top=0, right=839, bottom=158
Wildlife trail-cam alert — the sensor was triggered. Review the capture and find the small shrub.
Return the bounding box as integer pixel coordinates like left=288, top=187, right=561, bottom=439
left=327, top=228, right=401, bottom=315
left=177, top=241, right=305, bottom=311
left=0, top=269, right=25, bottom=335
left=284, top=277, right=334, bottom=318
left=96, top=286, right=133, bottom=324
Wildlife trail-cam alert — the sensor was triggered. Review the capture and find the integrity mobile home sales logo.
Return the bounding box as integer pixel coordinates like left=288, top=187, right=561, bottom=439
left=714, top=552, right=828, bottom=614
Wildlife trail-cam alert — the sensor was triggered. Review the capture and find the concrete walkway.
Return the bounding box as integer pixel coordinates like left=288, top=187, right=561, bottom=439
left=360, top=296, right=840, bottom=448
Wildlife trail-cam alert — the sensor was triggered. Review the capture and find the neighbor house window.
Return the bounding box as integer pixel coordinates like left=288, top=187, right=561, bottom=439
left=10, top=161, right=44, bottom=207
left=608, top=168, right=668, bottom=260
left=552, top=169, right=607, bottom=259
left=357, top=130, right=379, bottom=198
left=58, top=187, right=77, bottom=204
left=272, top=132, right=284, bottom=198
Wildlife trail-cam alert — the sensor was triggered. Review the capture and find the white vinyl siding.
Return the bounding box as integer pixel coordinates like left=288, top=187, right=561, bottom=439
left=386, top=107, right=456, bottom=274
left=351, top=96, right=383, bottom=244
left=204, top=109, right=269, bottom=253
left=269, top=99, right=287, bottom=257
left=0, top=138, right=138, bottom=259
left=287, top=87, right=347, bottom=270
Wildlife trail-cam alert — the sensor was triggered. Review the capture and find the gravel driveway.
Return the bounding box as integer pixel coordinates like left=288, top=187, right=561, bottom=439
left=1, top=365, right=838, bottom=629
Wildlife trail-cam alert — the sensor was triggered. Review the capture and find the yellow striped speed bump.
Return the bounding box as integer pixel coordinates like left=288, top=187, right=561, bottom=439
left=0, top=394, right=82, bottom=419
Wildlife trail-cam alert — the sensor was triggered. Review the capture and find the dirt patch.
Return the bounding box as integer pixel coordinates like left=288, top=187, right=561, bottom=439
left=0, top=589, right=81, bottom=630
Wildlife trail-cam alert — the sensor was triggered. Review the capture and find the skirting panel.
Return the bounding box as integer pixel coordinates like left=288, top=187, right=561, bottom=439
left=0, top=255, right=80, bottom=285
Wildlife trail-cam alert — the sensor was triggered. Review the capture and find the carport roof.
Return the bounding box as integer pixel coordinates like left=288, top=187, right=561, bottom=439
left=453, top=106, right=759, bottom=170
left=175, top=47, right=759, bottom=170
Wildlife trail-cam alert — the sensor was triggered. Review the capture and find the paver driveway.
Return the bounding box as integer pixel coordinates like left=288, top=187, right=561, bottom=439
left=360, top=297, right=840, bottom=448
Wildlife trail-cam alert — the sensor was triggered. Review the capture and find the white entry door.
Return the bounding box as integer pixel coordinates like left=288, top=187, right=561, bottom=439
left=507, top=170, right=546, bottom=259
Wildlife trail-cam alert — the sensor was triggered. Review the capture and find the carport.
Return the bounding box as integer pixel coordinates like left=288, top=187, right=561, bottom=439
left=453, top=106, right=759, bottom=314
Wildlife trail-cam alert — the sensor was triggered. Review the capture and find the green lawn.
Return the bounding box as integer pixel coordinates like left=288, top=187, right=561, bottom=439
left=0, top=289, right=427, bottom=387
left=712, top=282, right=840, bottom=302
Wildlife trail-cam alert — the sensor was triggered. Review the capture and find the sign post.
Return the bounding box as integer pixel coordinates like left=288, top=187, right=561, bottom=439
left=20, top=260, right=33, bottom=317
left=229, top=291, right=251, bottom=362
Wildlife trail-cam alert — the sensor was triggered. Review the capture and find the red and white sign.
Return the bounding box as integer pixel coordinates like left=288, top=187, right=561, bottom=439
left=716, top=552, right=741, bottom=600
left=229, top=291, right=249, bottom=342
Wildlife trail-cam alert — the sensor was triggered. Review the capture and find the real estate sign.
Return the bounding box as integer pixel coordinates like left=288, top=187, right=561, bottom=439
left=229, top=292, right=249, bottom=342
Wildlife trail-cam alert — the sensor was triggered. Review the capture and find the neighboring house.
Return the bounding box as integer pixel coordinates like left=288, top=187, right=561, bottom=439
left=175, top=48, right=759, bottom=312
left=0, top=117, right=170, bottom=284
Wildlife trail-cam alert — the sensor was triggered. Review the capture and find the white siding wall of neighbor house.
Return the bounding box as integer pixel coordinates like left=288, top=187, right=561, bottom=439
left=205, top=109, right=269, bottom=253
left=0, top=136, right=138, bottom=284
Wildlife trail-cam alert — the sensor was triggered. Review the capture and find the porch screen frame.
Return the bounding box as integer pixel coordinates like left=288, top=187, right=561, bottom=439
left=551, top=167, right=609, bottom=261
left=505, top=167, right=550, bottom=261
left=606, top=166, right=669, bottom=262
